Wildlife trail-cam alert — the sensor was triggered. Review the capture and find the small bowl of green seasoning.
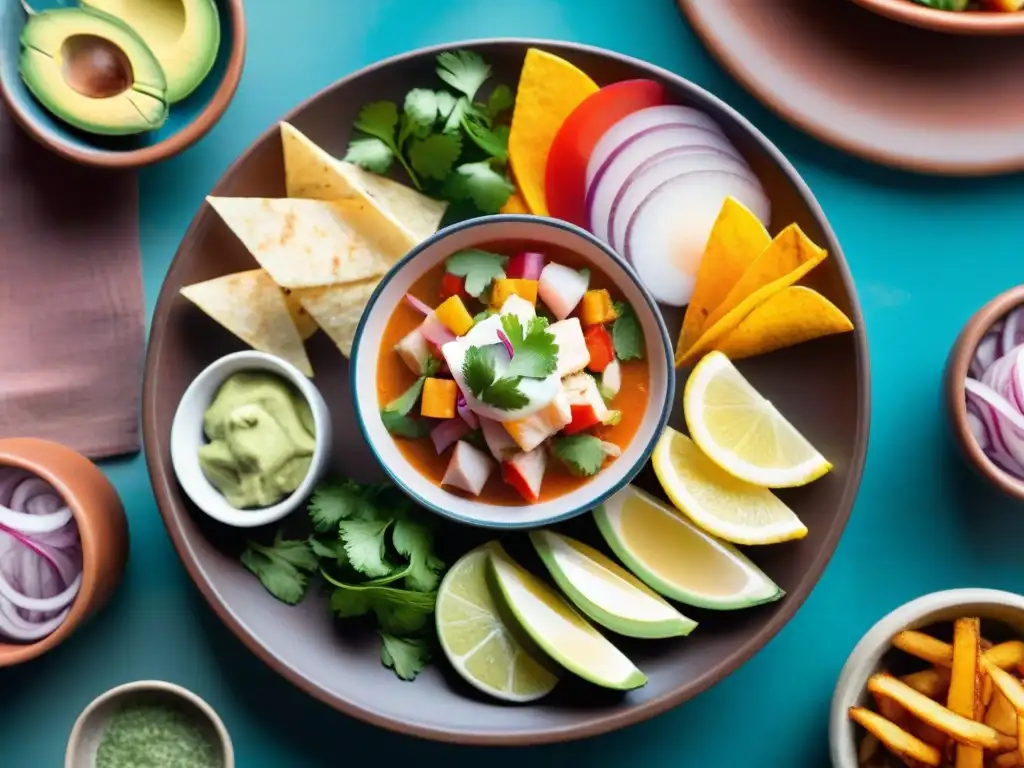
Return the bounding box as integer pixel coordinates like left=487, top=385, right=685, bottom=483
left=65, top=679, right=233, bottom=768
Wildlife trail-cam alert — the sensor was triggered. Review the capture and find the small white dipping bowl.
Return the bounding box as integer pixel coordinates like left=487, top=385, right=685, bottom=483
left=65, top=680, right=233, bottom=768
left=830, top=588, right=1024, bottom=768
left=170, top=350, right=332, bottom=528
left=350, top=214, right=674, bottom=530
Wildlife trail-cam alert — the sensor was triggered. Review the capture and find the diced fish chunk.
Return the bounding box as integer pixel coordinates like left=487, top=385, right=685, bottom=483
left=479, top=416, right=519, bottom=461
left=498, top=294, right=536, bottom=326
left=502, top=445, right=548, bottom=501
left=549, top=318, right=590, bottom=377
left=538, top=262, right=588, bottom=320
left=441, top=441, right=495, bottom=497
left=394, top=326, right=432, bottom=375
left=503, top=388, right=572, bottom=452
left=563, top=373, right=610, bottom=422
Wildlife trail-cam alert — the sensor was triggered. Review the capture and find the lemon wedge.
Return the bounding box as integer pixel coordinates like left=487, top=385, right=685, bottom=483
left=435, top=544, right=558, bottom=703
left=593, top=484, right=783, bottom=610
left=652, top=427, right=808, bottom=545
left=530, top=530, right=697, bottom=639
left=683, top=350, right=831, bottom=487
left=488, top=543, right=646, bottom=691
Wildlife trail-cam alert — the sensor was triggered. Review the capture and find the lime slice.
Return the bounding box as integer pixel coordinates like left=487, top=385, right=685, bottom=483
left=488, top=544, right=646, bottom=691
left=683, top=351, right=831, bottom=487
left=594, top=484, right=783, bottom=610
left=435, top=544, right=558, bottom=703
left=652, top=427, right=808, bottom=545
left=529, top=530, right=697, bottom=639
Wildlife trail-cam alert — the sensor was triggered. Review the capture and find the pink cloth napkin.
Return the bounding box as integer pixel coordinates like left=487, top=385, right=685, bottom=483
left=0, top=105, right=145, bottom=459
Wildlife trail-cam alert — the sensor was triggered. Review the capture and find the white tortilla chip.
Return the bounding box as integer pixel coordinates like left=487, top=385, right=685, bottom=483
left=280, top=122, right=448, bottom=242
left=180, top=269, right=313, bottom=376
left=297, top=278, right=380, bottom=358
left=207, top=196, right=400, bottom=289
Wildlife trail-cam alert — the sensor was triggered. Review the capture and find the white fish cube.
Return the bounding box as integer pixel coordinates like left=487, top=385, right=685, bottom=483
left=563, top=373, right=610, bottom=422
left=479, top=416, right=519, bottom=461
left=498, top=294, right=536, bottom=326
left=549, top=318, right=590, bottom=377
left=394, top=326, right=432, bottom=375
left=538, top=262, right=588, bottom=320
left=502, top=389, right=572, bottom=452
left=502, top=445, right=547, bottom=501
left=441, top=441, right=495, bottom=497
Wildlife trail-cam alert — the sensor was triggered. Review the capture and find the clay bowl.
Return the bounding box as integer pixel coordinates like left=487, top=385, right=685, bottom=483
left=849, top=0, right=1024, bottom=35
left=0, top=437, right=129, bottom=667
left=142, top=39, right=869, bottom=744
left=943, top=284, right=1024, bottom=500
left=0, top=0, right=246, bottom=169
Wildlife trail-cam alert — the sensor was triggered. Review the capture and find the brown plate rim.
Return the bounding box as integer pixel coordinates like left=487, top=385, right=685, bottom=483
left=142, top=37, right=872, bottom=745
left=848, top=0, right=1024, bottom=35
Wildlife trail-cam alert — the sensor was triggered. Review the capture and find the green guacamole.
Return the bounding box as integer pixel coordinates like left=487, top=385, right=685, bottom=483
left=199, top=371, right=316, bottom=509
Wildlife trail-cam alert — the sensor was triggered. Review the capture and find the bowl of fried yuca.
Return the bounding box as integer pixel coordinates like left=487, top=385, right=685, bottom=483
left=831, top=589, right=1024, bottom=768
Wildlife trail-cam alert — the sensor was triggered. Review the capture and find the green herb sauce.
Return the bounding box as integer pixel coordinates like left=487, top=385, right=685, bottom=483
left=95, top=697, right=223, bottom=768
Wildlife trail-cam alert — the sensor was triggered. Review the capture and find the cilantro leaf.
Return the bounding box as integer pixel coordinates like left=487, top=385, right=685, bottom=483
left=308, top=479, right=375, bottom=530
left=442, top=161, right=515, bottom=214
left=435, top=90, right=457, bottom=122
left=472, top=309, right=494, bottom=324
left=445, top=249, right=507, bottom=299
left=342, top=137, right=394, bottom=174
left=501, top=314, right=557, bottom=380
left=381, top=410, right=433, bottom=439
left=353, top=101, right=399, bottom=143
left=240, top=532, right=318, bottom=605
left=486, top=84, right=514, bottom=119
left=436, top=50, right=491, bottom=100
left=403, top=88, right=438, bottom=138
left=384, top=377, right=426, bottom=416
left=462, top=114, right=508, bottom=162
left=338, top=519, right=394, bottom=579
left=327, top=576, right=436, bottom=634
left=392, top=518, right=445, bottom=593
left=552, top=434, right=608, bottom=477
left=309, top=534, right=349, bottom=565
left=612, top=301, right=645, bottom=361
left=462, top=344, right=498, bottom=398
left=380, top=632, right=432, bottom=681
left=408, top=132, right=462, bottom=182
left=481, top=376, right=529, bottom=410
left=443, top=96, right=469, bottom=134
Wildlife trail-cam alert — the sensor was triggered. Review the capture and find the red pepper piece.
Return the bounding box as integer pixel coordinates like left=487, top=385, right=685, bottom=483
left=563, top=404, right=601, bottom=435
left=584, top=325, right=615, bottom=373
left=502, top=461, right=538, bottom=502
left=440, top=273, right=468, bottom=301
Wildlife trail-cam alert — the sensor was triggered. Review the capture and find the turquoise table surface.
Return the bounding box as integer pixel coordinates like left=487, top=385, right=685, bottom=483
left=5, top=1, right=1024, bottom=764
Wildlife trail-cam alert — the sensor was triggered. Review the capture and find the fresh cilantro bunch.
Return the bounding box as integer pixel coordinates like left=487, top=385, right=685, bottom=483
left=343, top=50, right=515, bottom=214
left=462, top=315, right=558, bottom=410
left=240, top=479, right=446, bottom=681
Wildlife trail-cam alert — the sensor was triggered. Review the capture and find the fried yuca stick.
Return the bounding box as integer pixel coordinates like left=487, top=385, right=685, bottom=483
left=996, top=751, right=1024, bottom=768
left=987, top=691, right=1019, bottom=737
left=948, top=618, right=984, bottom=768
left=891, top=633, right=1024, bottom=670
left=848, top=707, right=941, bottom=767
left=982, top=657, right=1024, bottom=712
left=868, top=673, right=1017, bottom=752
left=902, top=668, right=951, bottom=699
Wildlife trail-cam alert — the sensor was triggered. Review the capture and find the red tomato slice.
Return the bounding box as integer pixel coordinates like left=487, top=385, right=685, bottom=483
left=545, top=79, right=669, bottom=228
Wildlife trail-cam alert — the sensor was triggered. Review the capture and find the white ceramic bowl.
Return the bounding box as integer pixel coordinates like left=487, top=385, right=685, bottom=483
left=350, top=214, right=674, bottom=529
left=65, top=679, right=233, bottom=768
left=170, top=350, right=332, bottom=528
left=830, top=588, right=1024, bottom=768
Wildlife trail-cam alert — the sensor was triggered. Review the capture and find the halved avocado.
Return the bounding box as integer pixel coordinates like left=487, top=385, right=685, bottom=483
left=81, top=0, right=221, bottom=104
left=19, top=8, right=169, bottom=136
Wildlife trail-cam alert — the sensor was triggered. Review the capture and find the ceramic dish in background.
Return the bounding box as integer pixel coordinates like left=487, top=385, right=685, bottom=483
left=0, top=0, right=245, bottom=169
left=681, top=0, right=1024, bottom=175
left=351, top=215, right=674, bottom=530
left=141, top=39, right=868, bottom=744
left=849, top=0, right=1024, bottom=35
left=829, top=588, right=1024, bottom=768
left=943, top=284, right=1024, bottom=501
left=0, top=437, right=128, bottom=667
left=65, top=680, right=234, bottom=768
left=170, top=350, right=332, bottom=529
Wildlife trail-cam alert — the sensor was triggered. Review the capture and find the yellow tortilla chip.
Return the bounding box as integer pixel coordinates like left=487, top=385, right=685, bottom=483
left=180, top=269, right=313, bottom=376
left=207, top=196, right=398, bottom=289
left=298, top=278, right=380, bottom=358
left=508, top=48, right=598, bottom=217
left=499, top=190, right=531, bottom=215
left=679, top=197, right=770, bottom=353
left=280, top=123, right=447, bottom=242
left=712, top=286, right=853, bottom=361
left=282, top=288, right=319, bottom=341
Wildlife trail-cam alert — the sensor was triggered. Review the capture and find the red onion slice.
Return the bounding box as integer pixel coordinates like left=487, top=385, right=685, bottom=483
left=0, top=594, right=70, bottom=641
left=430, top=419, right=471, bottom=454
left=507, top=252, right=545, bottom=281
left=967, top=409, right=989, bottom=450
left=404, top=294, right=433, bottom=315
left=970, top=332, right=1001, bottom=379
left=456, top=390, right=479, bottom=429
left=0, top=503, right=72, bottom=534
left=420, top=314, right=456, bottom=347
left=496, top=329, right=515, bottom=358
left=1002, top=307, right=1024, bottom=358
left=965, top=378, right=1024, bottom=478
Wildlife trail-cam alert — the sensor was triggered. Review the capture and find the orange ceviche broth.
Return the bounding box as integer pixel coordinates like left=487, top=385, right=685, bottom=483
left=377, top=242, right=649, bottom=505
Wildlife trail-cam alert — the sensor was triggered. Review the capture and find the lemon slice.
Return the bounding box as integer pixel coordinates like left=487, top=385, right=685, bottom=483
left=683, top=351, right=831, bottom=487
left=593, top=484, right=783, bottom=610
left=435, top=544, right=558, bottom=703
left=530, top=530, right=697, bottom=639
left=488, top=544, right=646, bottom=691
left=652, top=427, right=808, bottom=545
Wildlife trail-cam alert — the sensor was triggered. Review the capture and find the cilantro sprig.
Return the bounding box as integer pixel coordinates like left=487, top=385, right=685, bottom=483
left=462, top=315, right=558, bottom=411
left=445, top=249, right=507, bottom=299
left=551, top=434, right=608, bottom=477
left=380, top=357, right=440, bottom=438
left=612, top=301, right=645, bottom=362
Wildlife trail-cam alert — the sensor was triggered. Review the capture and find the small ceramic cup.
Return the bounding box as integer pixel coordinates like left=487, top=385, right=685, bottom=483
left=170, top=350, right=332, bottom=528
left=943, top=284, right=1024, bottom=501
left=65, top=680, right=234, bottom=768
left=0, top=437, right=128, bottom=667
left=830, top=588, right=1024, bottom=768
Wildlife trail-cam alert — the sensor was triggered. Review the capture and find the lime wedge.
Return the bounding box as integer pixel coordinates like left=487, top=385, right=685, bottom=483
left=529, top=530, right=697, bottom=639
left=594, top=484, right=783, bottom=610
left=488, top=544, right=646, bottom=691
left=435, top=544, right=558, bottom=703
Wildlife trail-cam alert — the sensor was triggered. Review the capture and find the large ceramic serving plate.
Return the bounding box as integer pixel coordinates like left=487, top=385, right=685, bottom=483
left=143, top=39, right=869, bottom=744
left=682, top=0, right=1024, bottom=176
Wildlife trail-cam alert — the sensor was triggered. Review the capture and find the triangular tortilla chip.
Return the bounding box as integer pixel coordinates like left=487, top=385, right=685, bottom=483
left=679, top=197, right=770, bottom=353
left=713, top=286, right=853, bottom=361
left=297, top=278, right=380, bottom=358
left=508, top=48, right=598, bottom=217
left=282, top=288, right=319, bottom=341
left=280, top=123, right=447, bottom=242
left=180, top=269, right=313, bottom=376
left=207, top=196, right=398, bottom=289
left=499, top=190, right=531, bottom=215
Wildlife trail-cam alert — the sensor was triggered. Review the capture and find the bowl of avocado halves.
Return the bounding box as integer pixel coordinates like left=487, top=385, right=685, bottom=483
left=0, top=0, right=245, bottom=168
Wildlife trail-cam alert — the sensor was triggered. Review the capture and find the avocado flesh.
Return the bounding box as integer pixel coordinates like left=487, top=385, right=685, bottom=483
left=19, top=8, right=169, bottom=136
left=81, top=0, right=221, bottom=104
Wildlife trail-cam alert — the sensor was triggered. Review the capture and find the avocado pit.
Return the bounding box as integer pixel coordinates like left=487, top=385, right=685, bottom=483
left=61, top=34, right=134, bottom=99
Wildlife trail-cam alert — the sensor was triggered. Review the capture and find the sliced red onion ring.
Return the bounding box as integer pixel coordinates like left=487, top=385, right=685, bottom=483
left=420, top=313, right=456, bottom=347
left=496, top=329, right=514, bottom=358
left=0, top=594, right=70, bottom=641
left=404, top=294, right=433, bottom=315
left=430, top=419, right=471, bottom=454
left=965, top=378, right=1024, bottom=478
left=970, top=332, right=1001, bottom=379
left=1002, top=307, right=1024, bottom=358
left=967, top=409, right=989, bottom=450
left=456, top=390, right=479, bottom=429
left=0, top=503, right=72, bottom=534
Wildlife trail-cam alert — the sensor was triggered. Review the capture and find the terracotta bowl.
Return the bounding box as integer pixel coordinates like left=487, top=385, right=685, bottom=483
left=0, top=0, right=246, bottom=169
left=0, top=437, right=129, bottom=666
left=849, top=0, right=1024, bottom=35
left=943, top=284, right=1024, bottom=500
